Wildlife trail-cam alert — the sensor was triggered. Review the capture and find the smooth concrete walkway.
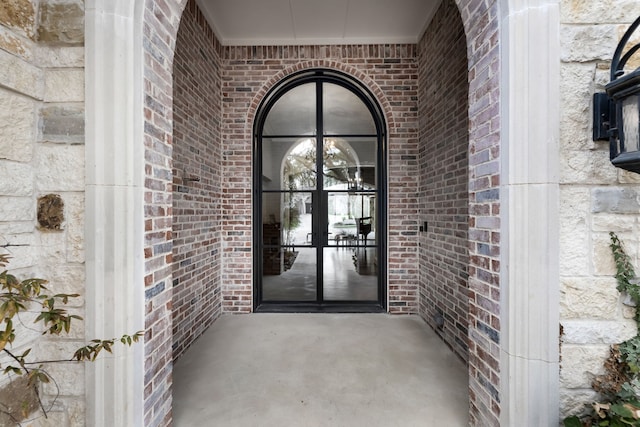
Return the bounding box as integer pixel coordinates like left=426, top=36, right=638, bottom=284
left=173, top=314, right=469, bottom=426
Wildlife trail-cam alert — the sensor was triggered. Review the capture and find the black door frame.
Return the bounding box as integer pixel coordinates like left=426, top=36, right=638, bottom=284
left=252, top=69, right=387, bottom=312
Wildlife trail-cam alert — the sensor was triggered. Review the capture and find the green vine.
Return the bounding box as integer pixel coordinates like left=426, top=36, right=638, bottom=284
left=564, top=232, right=640, bottom=427
left=610, top=232, right=640, bottom=317
left=0, top=252, right=143, bottom=424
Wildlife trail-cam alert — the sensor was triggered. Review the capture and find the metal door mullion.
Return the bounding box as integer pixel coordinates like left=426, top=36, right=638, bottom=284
left=316, top=80, right=324, bottom=303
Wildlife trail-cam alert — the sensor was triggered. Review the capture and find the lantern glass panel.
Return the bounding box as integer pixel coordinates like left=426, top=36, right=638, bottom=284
left=621, top=94, right=640, bottom=153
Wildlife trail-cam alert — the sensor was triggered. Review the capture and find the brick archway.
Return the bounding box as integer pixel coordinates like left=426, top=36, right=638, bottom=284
left=448, top=0, right=561, bottom=425
left=247, top=61, right=396, bottom=135
left=449, top=1, right=504, bottom=424
left=85, top=1, right=191, bottom=425
left=140, top=0, right=190, bottom=424
left=85, top=0, right=560, bottom=425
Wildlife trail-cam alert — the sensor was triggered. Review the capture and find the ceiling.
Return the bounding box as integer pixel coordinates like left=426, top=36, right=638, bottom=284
left=196, top=0, right=442, bottom=46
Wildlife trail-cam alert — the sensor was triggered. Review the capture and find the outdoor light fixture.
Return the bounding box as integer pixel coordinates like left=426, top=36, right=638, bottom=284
left=593, top=15, right=640, bottom=174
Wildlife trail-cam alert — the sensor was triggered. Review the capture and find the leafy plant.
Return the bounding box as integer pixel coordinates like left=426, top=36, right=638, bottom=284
left=282, top=206, right=301, bottom=245
left=0, top=252, right=142, bottom=424
left=564, top=233, right=640, bottom=426
left=611, top=232, right=640, bottom=320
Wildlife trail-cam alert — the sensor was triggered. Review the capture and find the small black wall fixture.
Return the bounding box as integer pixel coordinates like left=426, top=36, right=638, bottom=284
left=593, top=15, right=640, bottom=174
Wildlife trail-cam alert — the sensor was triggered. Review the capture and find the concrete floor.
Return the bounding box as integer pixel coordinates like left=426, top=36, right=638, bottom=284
left=173, top=314, right=469, bottom=426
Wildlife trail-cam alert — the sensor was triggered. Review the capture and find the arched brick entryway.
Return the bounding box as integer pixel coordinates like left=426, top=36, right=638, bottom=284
left=85, top=0, right=560, bottom=425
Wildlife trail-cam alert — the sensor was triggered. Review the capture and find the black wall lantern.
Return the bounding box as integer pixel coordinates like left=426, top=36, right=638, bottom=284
left=594, top=15, right=640, bottom=174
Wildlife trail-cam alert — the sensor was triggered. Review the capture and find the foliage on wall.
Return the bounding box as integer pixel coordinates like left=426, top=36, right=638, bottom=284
left=564, top=232, right=640, bottom=427
left=0, top=252, right=142, bottom=424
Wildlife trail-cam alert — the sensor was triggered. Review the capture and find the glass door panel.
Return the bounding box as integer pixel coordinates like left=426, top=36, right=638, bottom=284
left=261, top=192, right=314, bottom=246
left=323, top=137, right=377, bottom=190
left=322, top=138, right=356, bottom=189
left=322, top=247, right=377, bottom=301
left=323, top=190, right=378, bottom=301
left=261, top=191, right=316, bottom=302
left=326, top=192, right=358, bottom=246
left=263, top=83, right=316, bottom=136
left=281, top=191, right=314, bottom=247
left=323, top=83, right=376, bottom=135
left=262, top=137, right=318, bottom=191
left=262, top=247, right=316, bottom=301
left=284, top=138, right=317, bottom=191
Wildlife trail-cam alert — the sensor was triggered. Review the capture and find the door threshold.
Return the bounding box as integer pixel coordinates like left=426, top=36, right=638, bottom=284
left=254, top=302, right=385, bottom=313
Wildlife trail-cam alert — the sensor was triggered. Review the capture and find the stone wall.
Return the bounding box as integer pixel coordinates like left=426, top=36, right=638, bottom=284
left=0, top=0, right=85, bottom=424
left=559, top=0, right=640, bottom=417
left=417, top=0, right=469, bottom=362
left=172, top=1, right=223, bottom=360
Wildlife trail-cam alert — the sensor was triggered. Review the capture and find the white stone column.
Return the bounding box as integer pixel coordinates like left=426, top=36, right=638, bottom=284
left=85, top=1, right=145, bottom=426
left=499, top=0, right=560, bottom=425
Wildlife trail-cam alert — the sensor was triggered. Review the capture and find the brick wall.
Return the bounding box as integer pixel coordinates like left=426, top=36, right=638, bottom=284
left=144, top=0, right=502, bottom=425
left=454, top=0, right=501, bottom=425
left=152, top=0, right=502, bottom=424
left=222, top=46, right=419, bottom=314
left=172, top=0, right=223, bottom=360
left=142, top=0, right=188, bottom=425
left=417, top=0, right=469, bottom=362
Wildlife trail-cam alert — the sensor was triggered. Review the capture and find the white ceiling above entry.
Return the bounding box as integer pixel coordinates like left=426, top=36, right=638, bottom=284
left=196, top=0, right=442, bottom=46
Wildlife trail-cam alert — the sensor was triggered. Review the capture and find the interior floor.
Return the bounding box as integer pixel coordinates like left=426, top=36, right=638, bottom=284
left=262, top=246, right=378, bottom=301
left=173, top=313, right=469, bottom=426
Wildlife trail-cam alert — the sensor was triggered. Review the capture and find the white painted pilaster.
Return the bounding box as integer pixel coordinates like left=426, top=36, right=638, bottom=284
left=500, top=0, right=560, bottom=425
left=85, top=1, right=145, bottom=426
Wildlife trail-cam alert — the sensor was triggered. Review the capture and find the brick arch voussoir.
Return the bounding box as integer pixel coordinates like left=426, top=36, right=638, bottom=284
left=140, top=0, right=193, bottom=425
left=450, top=0, right=503, bottom=425
left=451, top=0, right=500, bottom=103
left=452, top=0, right=495, bottom=49
left=147, top=0, right=190, bottom=59
left=247, top=60, right=396, bottom=137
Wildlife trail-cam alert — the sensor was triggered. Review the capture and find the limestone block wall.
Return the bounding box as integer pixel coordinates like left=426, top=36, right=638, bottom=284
left=559, top=0, right=640, bottom=417
left=0, top=0, right=86, bottom=424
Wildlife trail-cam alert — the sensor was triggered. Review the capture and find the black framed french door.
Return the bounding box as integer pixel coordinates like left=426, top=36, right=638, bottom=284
left=253, top=70, right=386, bottom=311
